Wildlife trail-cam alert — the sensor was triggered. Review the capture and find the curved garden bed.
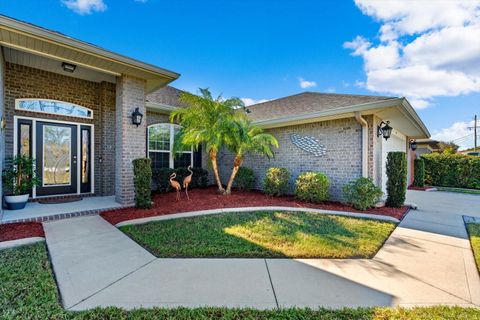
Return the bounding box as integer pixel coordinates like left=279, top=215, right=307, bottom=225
left=101, top=187, right=409, bottom=225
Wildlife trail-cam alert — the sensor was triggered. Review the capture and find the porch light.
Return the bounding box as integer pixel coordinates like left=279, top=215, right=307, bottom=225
left=377, top=121, right=393, bottom=140
left=410, top=140, right=417, bottom=151
left=62, top=62, right=76, bottom=73
left=131, top=107, right=143, bottom=127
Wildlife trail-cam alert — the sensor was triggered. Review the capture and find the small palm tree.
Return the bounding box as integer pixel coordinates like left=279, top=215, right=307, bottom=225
left=224, top=113, right=279, bottom=195
left=170, top=88, right=242, bottom=193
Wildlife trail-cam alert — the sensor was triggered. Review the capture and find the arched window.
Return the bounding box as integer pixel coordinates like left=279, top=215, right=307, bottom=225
left=147, top=123, right=192, bottom=169
left=16, top=99, right=93, bottom=119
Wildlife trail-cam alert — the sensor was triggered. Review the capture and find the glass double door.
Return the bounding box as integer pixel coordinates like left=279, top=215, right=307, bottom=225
left=17, top=119, right=92, bottom=197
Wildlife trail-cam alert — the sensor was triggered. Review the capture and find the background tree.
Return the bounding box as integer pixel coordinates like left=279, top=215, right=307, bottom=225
left=437, top=141, right=459, bottom=154
left=170, top=88, right=242, bottom=193
left=224, top=113, right=278, bottom=195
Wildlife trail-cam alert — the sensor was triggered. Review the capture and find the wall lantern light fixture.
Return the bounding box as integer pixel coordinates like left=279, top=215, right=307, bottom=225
left=377, top=121, right=393, bottom=140
left=131, top=107, right=143, bottom=127
left=410, top=139, right=417, bottom=151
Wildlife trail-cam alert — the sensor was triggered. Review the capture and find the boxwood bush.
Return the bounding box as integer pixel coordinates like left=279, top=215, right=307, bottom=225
left=234, top=167, right=255, bottom=191
left=133, top=158, right=152, bottom=209
left=152, top=167, right=208, bottom=193
left=263, top=167, right=290, bottom=196
left=386, top=152, right=407, bottom=208
left=343, top=177, right=383, bottom=211
left=422, top=153, right=480, bottom=189
left=295, top=172, right=329, bottom=203
left=413, top=158, right=425, bottom=187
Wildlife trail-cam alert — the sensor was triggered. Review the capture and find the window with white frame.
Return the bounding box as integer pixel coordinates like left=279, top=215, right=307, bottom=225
left=16, top=99, right=93, bottom=119
left=147, top=123, right=192, bottom=169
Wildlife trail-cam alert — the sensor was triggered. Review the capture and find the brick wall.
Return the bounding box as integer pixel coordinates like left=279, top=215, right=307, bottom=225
left=215, top=117, right=362, bottom=200
left=3, top=63, right=116, bottom=196
left=146, top=110, right=170, bottom=126
left=0, top=50, right=4, bottom=215
left=115, top=75, right=146, bottom=205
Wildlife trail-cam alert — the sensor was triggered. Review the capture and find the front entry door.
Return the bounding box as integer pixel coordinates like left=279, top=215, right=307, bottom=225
left=36, top=122, right=78, bottom=196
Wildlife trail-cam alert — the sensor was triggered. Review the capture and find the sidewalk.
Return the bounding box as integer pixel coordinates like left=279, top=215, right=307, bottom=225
left=43, top=190, right=480, bottom=310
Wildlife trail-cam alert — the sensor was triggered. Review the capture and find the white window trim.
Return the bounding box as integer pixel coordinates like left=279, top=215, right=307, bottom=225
left=13, top=115, right=95, bottom=198
left=147, top=123, right=193, bottom=169
left=15, top=98, right=94, bottom=119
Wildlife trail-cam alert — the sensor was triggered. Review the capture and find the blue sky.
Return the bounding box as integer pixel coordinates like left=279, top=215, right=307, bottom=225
left=1, top=0, right=479, bottom=149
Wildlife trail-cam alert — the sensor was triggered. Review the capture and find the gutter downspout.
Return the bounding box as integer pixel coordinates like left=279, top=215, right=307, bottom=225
left=355, top=112, right=368, bottom=178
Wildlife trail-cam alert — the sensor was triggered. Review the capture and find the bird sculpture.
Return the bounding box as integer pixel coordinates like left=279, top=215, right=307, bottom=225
left=183, top=166, right=194, bottom=200
left=169, top=172, right=181, bottom=201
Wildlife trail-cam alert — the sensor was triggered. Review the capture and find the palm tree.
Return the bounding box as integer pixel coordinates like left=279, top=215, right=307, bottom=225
left=170, top=88, right=242, bottom=193
left=224, top=113, right=279, bottom=195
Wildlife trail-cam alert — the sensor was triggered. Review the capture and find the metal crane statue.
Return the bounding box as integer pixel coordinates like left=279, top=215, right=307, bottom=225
left=169, top=172, right=181, bottom=201
left=183, top=166, right=193, bottom=200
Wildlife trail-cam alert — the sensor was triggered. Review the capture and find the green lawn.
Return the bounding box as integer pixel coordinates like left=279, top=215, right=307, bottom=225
left=1, top=243, right=479, bottom=320
left=436, top=186, right=480, bottom=195
left=466, top=223, right=480, bottom=273
left=120, top=211, right=396, bottom=258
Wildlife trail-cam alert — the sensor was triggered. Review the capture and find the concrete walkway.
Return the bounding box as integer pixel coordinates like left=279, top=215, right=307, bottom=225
left=43, top=190, right=480, bottom=310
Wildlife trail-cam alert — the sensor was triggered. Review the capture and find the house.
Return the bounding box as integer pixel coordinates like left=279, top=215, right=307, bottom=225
left=218, top=92, right=430, bottom=199
left=0, top=15, right=180, bottom=213
left=414, top=139, right=440, bottom=156
left=0, top=15, right=430, bottom=217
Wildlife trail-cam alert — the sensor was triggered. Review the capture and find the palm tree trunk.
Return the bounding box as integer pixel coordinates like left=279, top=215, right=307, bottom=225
left=209, top=150, right=225, bottom=193
left=225, top=155, right=243, bottom=195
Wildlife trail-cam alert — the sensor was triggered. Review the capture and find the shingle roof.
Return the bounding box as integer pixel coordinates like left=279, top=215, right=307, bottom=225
left=146, top=86, right=186, bottom=108
left=247, top=92, right=397, bottom=122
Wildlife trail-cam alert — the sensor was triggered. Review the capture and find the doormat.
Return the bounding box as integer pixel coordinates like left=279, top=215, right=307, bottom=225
left=38, top=197, right=83, bottom=204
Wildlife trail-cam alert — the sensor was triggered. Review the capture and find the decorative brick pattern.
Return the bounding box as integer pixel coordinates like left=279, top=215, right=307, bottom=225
left=3, top=63, right=116, bottom=196
left=115, top=75, right=147, bottom=205
left=215, top=118, right=362, bottom=200
left=0, top=205, right=132, bottom=224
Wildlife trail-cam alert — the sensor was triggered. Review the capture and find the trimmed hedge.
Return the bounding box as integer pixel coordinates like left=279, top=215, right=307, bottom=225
left=152, top=167, right=208, bottom=193
left=422, top=153, right=480, bottom=189
left=133, top=158, right=152, bottom=209
left=234, top=167, right=255, bottom=191
left=263, top=167, right=290, bottom=196
left=413, top=158, right=425, bottom=187
left=386, top=152, right=407, bottom=208
left=343, top=177, right=383, bottom=211
left=295, top=172, right=330, bottom=203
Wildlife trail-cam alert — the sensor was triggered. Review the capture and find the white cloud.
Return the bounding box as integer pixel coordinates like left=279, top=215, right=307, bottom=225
left=241, top=98, right=270, bottom=106
left=298, top=77, right=317, bottom=89
left=325, top=87, right=336, bottom=93
left=431, top=120, right=477, bottom=149
left=345, top=0, right=480, bottom=109
left=63, top=0, right=106, bottom=14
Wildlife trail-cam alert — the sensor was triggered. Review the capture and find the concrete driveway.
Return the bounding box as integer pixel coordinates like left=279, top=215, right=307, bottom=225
left=43, top=190, right=480, bottom=310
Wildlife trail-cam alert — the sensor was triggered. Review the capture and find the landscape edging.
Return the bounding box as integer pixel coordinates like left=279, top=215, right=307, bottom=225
left=0, top=237, right=45, bottom=250
left=115, top=206, right=401, bottom=227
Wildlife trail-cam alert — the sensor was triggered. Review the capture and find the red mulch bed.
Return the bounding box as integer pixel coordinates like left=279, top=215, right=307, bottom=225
left=101, top=187, right=409, bottom=225
left=0, top=222, right=45, bottom=242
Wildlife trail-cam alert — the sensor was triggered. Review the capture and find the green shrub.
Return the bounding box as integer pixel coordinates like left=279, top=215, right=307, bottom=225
left=295, top=172, right=330, bottom=203
left=234, top=167, right=255, bottom=191
left=133, top=158, right=152, bottom=209
left=413, top=158, right=425, bottom=187
left=343, top=177, right=383, bottom=211
left=386, top=152, right=407, bottom=208
left=2, top=155, right=41, bottom=195
left=422, top=153, right=480, bottom=189
left=263, top=167, right=290, bottom=196
left=152, top=167, right=208, bottom=193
